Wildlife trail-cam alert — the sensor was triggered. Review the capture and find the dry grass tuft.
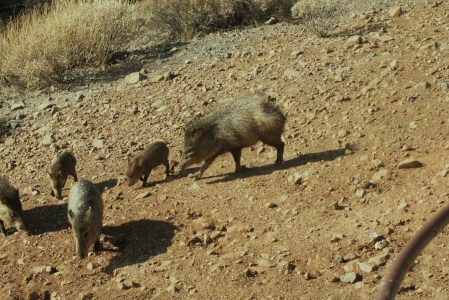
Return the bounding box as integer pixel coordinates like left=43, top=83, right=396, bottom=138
left=291, top=0, right=348, bottom=38
left=145, top=0, right=297, bottom=39
left=0, top=0, right=138, bottom=88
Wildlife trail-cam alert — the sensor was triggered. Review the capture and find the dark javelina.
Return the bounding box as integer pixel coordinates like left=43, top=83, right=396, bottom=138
left=126, top=140, right=170, bottom=187
left=68, top=180, right=103, bottom=258
left=0, top=175, right=27, bottom=236
left=181, top=95, right=286, bottom=180
left=49, top=151, right=77, bottom=199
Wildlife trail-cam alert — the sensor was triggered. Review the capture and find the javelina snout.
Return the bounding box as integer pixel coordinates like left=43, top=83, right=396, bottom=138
left=68, top=180, right=103, bottom=258
left=126, top=141, right=170, bottom=188
left=181, top=95, right=286, bottom=180
left=49, top=151, right=77, bottom=199
left=0, top=175, right=27, bottom=236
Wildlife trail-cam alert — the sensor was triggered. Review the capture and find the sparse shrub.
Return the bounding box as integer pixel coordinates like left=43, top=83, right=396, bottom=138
left=146, top=0, right=296, bottom=39
left=0, top=0, right=138, bottom=88
left=291, top=0, right=348, bottom=38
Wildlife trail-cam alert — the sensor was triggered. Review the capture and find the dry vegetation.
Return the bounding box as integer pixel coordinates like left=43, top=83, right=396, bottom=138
left=0, top=0, right=138, bottom=88
left=145, top=0, right=296, bottom=39
left=0, top=0, right=349, bottom=89
left=291, top=0, right=349, bottom=38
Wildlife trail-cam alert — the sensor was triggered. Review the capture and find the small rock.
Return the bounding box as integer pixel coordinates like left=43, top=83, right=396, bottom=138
left=346, top=35, right=362, bottom=45
left=41, top=134, right=55, bottom=146
left=331, top=233, right=345, bottom=243
left=368, top=253, right=390, bottom=267
left=337, top=129, right=349, bottom=138
left=265, top=17, right=278, bottom=25
left=45, top=266, right=57, bottom=274
left=86, top=262, right=100, bottom=271
left=265, top=202, right=277, bottom=208
left=340, top=272, right=360, bottom=284
left=79, top=292, right=93, bottom=300
left=149, top=74, right=165, bottom=83
left=92, top=139, right=105, bottom=149
left=39, top=102, right=54, bottom=110
left=398, top=157, right=423, bottom=169
left=31, top=266, right=46, bottom=274
left=10, top=102, right=25, bottom=111
left=397, top=201, right=408, bottom=210
left=167, top=285, right=179, bottom=294
left=371, top=168, right=390, bottom=183
left=135, top=192, right=150, bottom=199
left=413, top=82, right=430, bottom=90
left=437, top=81, right=449, bottom=91
left=355, top=188, right=365, bottom=198
left=4, top=137, right=15, bottom=146
left=358, top=262, right=376, bottom=273
left=125, top=72, right=146, bottom=85
left=388, top=6, right=402, bottom=17
left=291, top=50, right=304, bottom=57
left=284, top=69, right=300, bottom=79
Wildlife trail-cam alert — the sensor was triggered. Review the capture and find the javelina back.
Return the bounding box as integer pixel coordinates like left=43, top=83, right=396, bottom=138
left=49, top=151, right=77, bottom=199
left=68, top=180, right=103, bottom=258
left=126, top=140, right=170, bottom=187
left=181, top=95, right=286, bottom=180
left=0, top=175, right=27, bottom=236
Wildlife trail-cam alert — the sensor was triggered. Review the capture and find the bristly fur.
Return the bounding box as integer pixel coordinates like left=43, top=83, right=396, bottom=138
left=126, top=140, right=170, bottom=187
left=49, top=151, right=77, bottom=199
left=181, top=94, right=286, bottom=179
left=68, top=180, right=103, bottom=258
left=0, top=175, right=27, bottom=235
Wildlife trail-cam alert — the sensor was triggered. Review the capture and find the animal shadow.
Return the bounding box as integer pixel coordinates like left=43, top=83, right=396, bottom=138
left=207, top=147, right=347, bottom=184
left=26, top=203, right=69, bottom=235
left=102, top=219, right=176, bottom=274
left=95, top=179, right=118, bottom=194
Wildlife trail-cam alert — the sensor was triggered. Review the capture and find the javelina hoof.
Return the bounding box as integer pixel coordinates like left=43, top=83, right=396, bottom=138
left=235, top=165, right=248, bottom=173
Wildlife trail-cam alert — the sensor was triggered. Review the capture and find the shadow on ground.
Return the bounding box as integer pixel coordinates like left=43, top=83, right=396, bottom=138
left=58, top=40, right=188, bottom=89
left=205, top=147, right=347, bottom=184
left=26, top=203, right=69, bottom=235
left=102, top=219, right=176, bottom=274
left=95, top=178, right=118, bottom=194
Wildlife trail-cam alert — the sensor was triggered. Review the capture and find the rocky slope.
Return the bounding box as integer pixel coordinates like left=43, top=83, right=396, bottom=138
left=0, top=2, right=449, bottom=299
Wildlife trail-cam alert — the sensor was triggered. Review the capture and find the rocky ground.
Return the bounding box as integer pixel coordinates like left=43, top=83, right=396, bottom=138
left=1, top=1, right=449, bottom=299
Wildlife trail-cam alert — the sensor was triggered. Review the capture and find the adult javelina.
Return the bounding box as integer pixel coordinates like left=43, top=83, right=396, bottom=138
left=181, top=95, right=286, bottom=180
left=126, top=141, right=170, bottom=187
left=49, top=151, right=77, bottom=199
left=0, top=175, right=27, bottom=236
left=68, top=180, right=103, bottom=258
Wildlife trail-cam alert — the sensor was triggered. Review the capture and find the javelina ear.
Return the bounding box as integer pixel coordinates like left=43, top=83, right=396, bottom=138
left=0, top=197, right=9, bottom=205
left=68, top=209, right=75, bottom=219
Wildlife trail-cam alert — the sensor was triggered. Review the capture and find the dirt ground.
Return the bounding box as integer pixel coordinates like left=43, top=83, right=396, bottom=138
left=1, top=2, right=449, bottom=299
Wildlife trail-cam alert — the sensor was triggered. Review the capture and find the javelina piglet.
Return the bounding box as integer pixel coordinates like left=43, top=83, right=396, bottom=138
left=49, top=151, right=77, bottom=199
left=68, top=180, right=103, bottom=258
left=181, top=94, right=286, bottom=180
left=126, top=140, right=170, bottom=187
left=0, top=175, right=27, bottom=236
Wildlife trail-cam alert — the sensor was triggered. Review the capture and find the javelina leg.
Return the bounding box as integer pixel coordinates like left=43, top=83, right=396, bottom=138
left=73, top=172, right=78, bottom=182
left=94, top=240, right=101, bottom=252
left=141, top=171, right=151, bottom=187
left=0, top=220, right=7, bottom=237
left=263, top=139, right=285, bottom=164
left=164, top=160, right=170, bottom=178
left=231, top=148, right=246, bottom=172
left=192, top=154, right=219, bottom=180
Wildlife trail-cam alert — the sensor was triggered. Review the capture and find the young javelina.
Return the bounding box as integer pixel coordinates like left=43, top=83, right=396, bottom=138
left=181, top=95, right=286, bottom=180
left=49, top=151, right=77, bottom=199
left=0, top=175, right=27, bottom=236
left=126, top=141, right=170, bottom=187
left=68, top=180, right=103, bottom=258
